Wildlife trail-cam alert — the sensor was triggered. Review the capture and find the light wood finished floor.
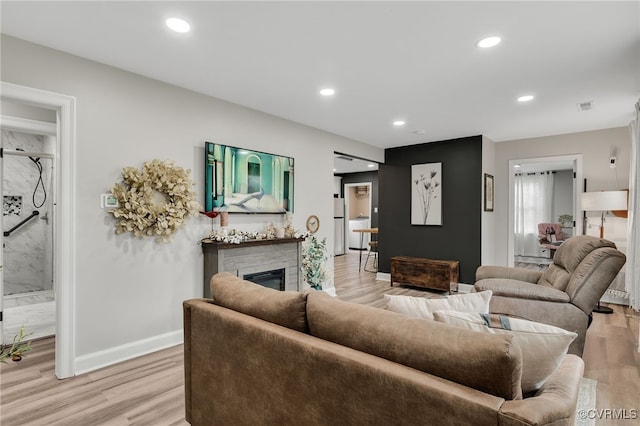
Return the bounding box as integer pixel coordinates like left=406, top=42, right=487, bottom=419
left=1, top=250, right=638, bottom=425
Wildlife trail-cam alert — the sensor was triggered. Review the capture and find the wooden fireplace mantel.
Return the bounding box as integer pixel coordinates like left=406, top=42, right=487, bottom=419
left=201, top=237, right=305, bottom=250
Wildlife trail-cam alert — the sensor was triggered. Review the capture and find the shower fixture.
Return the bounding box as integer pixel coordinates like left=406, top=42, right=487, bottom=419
left=29, top=155, right=46, bottom=208
left=16, top=148, right=47, bottom=208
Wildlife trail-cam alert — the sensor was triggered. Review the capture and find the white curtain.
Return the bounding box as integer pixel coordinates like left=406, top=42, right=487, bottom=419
left=627, top=100, right=640, bottom=312
left=515, top=172, right=555, bottom=257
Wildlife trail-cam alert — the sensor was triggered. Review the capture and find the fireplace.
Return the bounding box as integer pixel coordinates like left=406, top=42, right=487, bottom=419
left=201, top=237, right=303, bottom=298
left=243, top=268, right=286, bottom=291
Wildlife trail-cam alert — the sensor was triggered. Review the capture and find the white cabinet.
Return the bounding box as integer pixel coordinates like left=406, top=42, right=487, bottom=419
left=348, top=218, right=370, bottom=250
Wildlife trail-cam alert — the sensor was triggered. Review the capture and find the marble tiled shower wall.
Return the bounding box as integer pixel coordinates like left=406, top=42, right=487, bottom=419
left=2, top=130, right=54, bottom=295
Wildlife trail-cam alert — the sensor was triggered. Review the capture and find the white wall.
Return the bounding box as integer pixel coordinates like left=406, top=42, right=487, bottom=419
left=1, top=35, right=383, bottom=369
left=482, top=136, right=496, bottom=265
left=494, top=126, right=631, bottom=265
left=553, top=170, right=573, bottom=229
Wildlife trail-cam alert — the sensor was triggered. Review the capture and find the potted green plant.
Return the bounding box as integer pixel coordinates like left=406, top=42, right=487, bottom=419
left=1, top=326, right=32, bottom=363
left=301, top=235, right=327, bottom=290
left=558, top=214, right=573, bottom=228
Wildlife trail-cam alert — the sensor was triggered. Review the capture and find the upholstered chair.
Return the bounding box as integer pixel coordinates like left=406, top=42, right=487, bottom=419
left=474, top=235, right=626, bottom=356
left=537, top=222, right=566, bottom=244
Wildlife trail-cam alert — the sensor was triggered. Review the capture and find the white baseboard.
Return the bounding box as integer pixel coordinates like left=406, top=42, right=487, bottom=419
left=458, top=283, right=474, bottom=293
left=74, top=330, right=183, bottom=375
left=376, top=272, right=391, bottom=281
left=323, top=287, right=337, bottom=297
left=600, top=289, right=629, bottom=306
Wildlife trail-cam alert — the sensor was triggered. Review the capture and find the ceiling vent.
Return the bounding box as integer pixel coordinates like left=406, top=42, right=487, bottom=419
left=577, top=101, right=593, bottom=112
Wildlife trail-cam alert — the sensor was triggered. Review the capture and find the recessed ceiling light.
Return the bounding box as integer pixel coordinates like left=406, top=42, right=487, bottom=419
left=319, top=88, right=335, bottom=96
left=393, top=120, right=406, bottom=127
left=517, top=95, right=535, bottom=102
left=166, top=17, right=191, bottom=33
left=367, top=164, right=375, bottom=168
left=476, top=36, right=501, bottom=48
left=514, top=164, right=521, bottom=168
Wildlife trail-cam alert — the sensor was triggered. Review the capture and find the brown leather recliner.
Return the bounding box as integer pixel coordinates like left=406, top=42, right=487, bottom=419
left=474, top=235, right=626, bottom=356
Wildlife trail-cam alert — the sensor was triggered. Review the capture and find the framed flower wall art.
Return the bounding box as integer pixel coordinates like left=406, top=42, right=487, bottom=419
left=411, top=162, right=442, bottom=225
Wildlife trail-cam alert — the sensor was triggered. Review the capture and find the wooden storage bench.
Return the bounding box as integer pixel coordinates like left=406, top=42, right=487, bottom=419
left=390, top=256, right=459, bottom=293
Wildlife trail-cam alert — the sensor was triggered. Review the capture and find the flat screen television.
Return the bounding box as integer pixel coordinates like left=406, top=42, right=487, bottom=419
left=205, top=142, right=294, bottom=213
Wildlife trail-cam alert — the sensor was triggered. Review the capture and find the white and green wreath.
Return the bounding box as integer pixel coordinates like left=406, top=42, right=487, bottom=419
left=110, top=159, right=201, bottom=242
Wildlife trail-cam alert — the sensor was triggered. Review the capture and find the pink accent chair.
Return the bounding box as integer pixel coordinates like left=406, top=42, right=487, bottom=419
left=538, top=223, right=565, bottom=244
left=538, top=223, right=566, bottom=258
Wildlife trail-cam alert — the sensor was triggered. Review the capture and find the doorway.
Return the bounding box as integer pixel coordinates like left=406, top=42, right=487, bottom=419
left=1, top=82, right=76, bottom=379
left=507, top=154, right=583, bottom=267
left=1, top=128, right=56, bottom=346
left=333, top=153, right=379, bottom=274
left=344, top=182, right=373, bottom=251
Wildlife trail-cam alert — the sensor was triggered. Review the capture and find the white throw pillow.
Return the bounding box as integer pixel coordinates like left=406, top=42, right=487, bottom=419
left=432, top=310, right=577, bottom=394
left=383, top=291, right=492, bottom=320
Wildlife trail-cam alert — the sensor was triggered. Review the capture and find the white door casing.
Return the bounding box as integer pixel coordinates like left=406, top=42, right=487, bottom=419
left=507, top=154, right=583, bottom=267
left=0, top=82, right=76, bottom=379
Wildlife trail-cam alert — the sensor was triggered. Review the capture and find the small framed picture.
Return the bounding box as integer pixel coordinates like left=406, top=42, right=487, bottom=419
left=484, top=173, right=494, bottom=212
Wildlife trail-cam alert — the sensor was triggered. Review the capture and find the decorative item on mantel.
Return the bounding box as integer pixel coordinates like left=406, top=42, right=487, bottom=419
left=263, top=222, right=279, bottom=239
left=109, top=159, right=201, bottom=242
left=301, top=235, right=328, bottom=290
left=202, top=211, right=306, bottom=245
left=205, top=225, right=309, bottom=245
left=199, top=205, right=228, bottom=231
left=283, top=212, right=298, bottom=238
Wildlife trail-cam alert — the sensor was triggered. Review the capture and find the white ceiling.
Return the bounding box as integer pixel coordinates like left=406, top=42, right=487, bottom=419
left=1, top=1, right=639, bottom=154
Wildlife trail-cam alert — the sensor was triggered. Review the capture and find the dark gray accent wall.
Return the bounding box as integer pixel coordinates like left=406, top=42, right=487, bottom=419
left=337, top=171, right=379, bottom=228
left=379, top=136, right=482, bottom=284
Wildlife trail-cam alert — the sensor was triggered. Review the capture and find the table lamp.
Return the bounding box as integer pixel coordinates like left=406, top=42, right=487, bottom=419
left=579, top=190, right=628, bottom=314
left=579, top=190, right=628, bottom=238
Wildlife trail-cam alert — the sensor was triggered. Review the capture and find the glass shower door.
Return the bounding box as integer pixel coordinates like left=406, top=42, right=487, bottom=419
left=1, top=134, right=56, bottom=344
left=1, top=149, right=4, bottom=346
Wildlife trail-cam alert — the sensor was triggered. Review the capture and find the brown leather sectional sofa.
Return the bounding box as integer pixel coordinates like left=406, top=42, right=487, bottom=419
left=183, top=272, right=584, bottom=425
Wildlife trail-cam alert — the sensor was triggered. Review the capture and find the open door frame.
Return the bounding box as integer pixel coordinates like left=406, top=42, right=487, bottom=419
left=1, top=82, right=76, bottom=379
left=343, top=181, right=373, bottom=250
left=507, top=154, right=583, bottom=267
